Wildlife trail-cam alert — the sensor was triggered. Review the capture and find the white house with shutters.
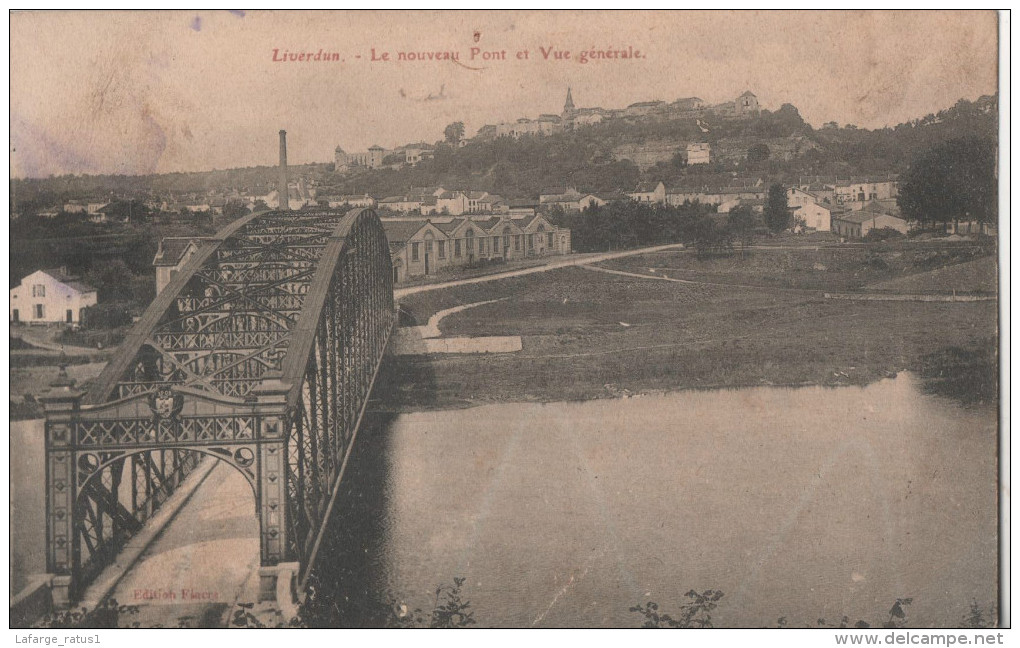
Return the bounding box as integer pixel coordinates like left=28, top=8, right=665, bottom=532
left=10, top=268, right=97, bottom=324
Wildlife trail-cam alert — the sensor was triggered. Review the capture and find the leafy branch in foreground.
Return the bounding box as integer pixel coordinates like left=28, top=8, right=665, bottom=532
left=33, top=598, right=140, bottom=629
left=638, top=593, right=996, bottom=629
left=229, top=576, right=476, bottom=629
left=630, top=589, right=724, bottom=628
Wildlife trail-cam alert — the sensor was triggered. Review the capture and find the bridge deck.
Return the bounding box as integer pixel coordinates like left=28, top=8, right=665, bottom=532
left=99, top=460, right=261, bottom=627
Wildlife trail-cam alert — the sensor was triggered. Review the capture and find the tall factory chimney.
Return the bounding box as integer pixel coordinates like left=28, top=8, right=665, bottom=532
left=278, top=129, right=290, bottom=211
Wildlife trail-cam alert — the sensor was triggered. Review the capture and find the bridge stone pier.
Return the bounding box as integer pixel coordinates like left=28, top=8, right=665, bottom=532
left=39, top=208, right=395, bottom=613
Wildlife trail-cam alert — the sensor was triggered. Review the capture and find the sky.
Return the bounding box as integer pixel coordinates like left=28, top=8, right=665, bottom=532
left=9, top=10, right=1000, bottom=178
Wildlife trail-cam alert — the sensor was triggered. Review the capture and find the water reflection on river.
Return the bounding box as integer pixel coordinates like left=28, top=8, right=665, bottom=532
left=321, top=374, right=997, bottom=628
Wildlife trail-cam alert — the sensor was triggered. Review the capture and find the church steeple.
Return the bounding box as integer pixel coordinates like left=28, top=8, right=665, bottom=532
left=563, top=87, right=575, bottom=115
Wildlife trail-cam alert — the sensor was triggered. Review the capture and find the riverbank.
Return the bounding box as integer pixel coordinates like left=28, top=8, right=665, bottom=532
left=380, top=251, right=997, bottom=412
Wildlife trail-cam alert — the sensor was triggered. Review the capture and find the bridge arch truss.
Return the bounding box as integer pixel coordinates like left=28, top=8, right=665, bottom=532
left=41, top=208, right=394, bottom=604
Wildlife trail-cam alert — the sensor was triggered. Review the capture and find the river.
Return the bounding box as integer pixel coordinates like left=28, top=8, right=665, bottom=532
left=316, top=373, right=998, bottom=627
left=10, top=374, right=998, bottom=627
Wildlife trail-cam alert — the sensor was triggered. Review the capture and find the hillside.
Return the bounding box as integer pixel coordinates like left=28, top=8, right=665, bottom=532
left=9, top=95, right=997, bottom=206
left=320, top=95, right=997, bottom=198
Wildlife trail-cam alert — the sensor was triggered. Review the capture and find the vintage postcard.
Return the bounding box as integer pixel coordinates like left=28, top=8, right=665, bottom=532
left=8, top=10, right=1003, bottom=633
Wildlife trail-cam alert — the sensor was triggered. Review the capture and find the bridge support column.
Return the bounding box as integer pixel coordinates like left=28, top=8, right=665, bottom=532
left=252, top=377, right=294, bottom=606
left=49, top=575, right=73, bottom=610
left=39, top=369, right=83, bottom=607
left=257, top=562, right=301, bottom=613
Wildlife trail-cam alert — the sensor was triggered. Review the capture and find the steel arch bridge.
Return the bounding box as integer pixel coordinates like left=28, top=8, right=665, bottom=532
left=40, top=208, right=395, bottom=606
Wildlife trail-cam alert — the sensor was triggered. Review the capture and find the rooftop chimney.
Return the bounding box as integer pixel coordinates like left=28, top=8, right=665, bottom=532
left=278, top=130, right=290, bottom=211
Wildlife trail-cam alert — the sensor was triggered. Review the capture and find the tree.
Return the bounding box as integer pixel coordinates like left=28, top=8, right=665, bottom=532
left=101, top=199, right=150, bottom=223
left=223, top=200, right=250, bottom=221
left=444, top=122, right=465, bottom=145
left=689, top=215, right=731, bottom=258
left=763, top=183, right=791, bottom=233
left=762, top=182, right=791, bottom=233
left=746, top=143, right=771, bottom=163
left=897, top=137, right=997, bottom=232
left=727, top=205, right=755, bottom=256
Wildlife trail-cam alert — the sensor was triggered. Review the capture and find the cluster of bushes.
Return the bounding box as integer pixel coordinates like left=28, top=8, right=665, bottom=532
left=550, top=200, right=719, bottom=253
left=31, top=583, right=997, bottom=629
left=920, top=343, right=998, bottom=407
left=10, top=353, right=95, bottom=368
left=79, top=302, right=135, bottom=329
left=864, top=227, right=906, bottom=242
left=9, top=398, right=43, bottom=420
left=550, top=199, right=785, bottom=258
left=56, top=325, right=127, bottom=349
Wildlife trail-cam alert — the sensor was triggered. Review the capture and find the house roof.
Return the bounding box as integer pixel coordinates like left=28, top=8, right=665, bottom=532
left=798, top=202, right=845, bottom=214
left=509, top=199, right=539, bottom=208
left=471, top=216, right=517, bottom=233
left=599, top=191, right=628, bottom=202
left=715, top=186, right=765, bottom=195
left=38, top=268, right=96, bottom=293
left=833, top=211, right=905, bottom=224
left=632, top=181, right=664, bottom=193
left=838, top=176, right=899, bottom=186
left=152, top=237, right=207, bottom=267
left=519, top=213, right=556, bottom=228
left=433, top=218, right=466, bottom=233
left=738, top=90, right=756, bottom=98
left=380, top=219, right=430, bottom=243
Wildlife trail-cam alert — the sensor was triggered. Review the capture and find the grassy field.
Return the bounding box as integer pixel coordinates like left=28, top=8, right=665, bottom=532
left=379, top=248, right=998, bottom=412
left=866, top=256, right=998, bottom=294
left=593, top=242, right=995, bottom=292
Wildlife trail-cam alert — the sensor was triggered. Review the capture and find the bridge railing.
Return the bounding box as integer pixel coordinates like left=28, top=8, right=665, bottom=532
left=39, top=380, right=291, bottom=605
left=276, top=209, right=395, bottom=590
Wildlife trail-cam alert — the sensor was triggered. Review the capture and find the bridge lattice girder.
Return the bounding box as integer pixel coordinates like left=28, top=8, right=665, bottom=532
left=41, top=208, right=394, bottom=602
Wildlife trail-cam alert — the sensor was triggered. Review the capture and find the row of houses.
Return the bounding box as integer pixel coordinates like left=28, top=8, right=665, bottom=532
left=355, top=174, right=905, bottom=239
left=479, top=90, right=761, bottom=143
left=382, top=213, right=572, bottom=283
left=622, top=175, right=907, bottom=237
left=628, top=178, right=766, bottom=209
left=334, top=142, right=439, bottom=173
left=377, top=188, right=508, bottom=216
left=786, top=177, right=905, bottom=235
left=146, top=210, right=572, bottom=288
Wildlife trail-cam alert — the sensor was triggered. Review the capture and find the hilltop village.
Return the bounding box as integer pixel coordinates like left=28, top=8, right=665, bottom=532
left=8, top=89, right=996, bottom=312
